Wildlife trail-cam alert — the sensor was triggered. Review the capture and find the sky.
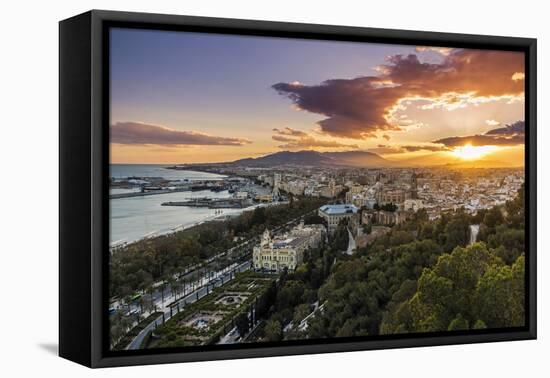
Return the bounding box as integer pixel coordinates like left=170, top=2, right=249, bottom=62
left=110, top=27, right=525, bottom=166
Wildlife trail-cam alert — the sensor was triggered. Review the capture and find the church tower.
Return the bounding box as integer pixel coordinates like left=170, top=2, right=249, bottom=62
left=272, top=173, right=281, bottom=201
left=410, top=171, right=418, bottom=199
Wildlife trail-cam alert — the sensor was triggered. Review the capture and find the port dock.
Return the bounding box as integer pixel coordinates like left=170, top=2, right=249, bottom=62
left=161, top=198, right=252, bottom=209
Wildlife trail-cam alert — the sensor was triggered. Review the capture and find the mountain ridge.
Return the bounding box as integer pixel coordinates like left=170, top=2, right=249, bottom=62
left=228, top=150, right=521, bottom=169
left=231, top=150, right=392, bottom=168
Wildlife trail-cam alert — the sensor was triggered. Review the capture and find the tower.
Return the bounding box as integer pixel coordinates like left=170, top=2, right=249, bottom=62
left=272, top=173, right=282, bottom=201
left=328, top=179, right=336, bottom=197
left=272, top=185, right=281, bottom=201
left=410, top=171, right=418, bottom=199
left=261, top=229, right=272, bottom=247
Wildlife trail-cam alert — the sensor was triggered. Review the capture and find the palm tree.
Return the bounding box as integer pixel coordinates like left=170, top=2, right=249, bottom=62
left=144, top=286, right=155, bottom=315
left=120, top=315, right=133, bottom=334
left=167, top=276, right=176, bottom=302
left=123, top=295, right=132, bottom=314
left=173, top=280, right=181, bottom=300
left=182, top=278, right=188, bottom=296
left=160, top=281, right=166, bottom=304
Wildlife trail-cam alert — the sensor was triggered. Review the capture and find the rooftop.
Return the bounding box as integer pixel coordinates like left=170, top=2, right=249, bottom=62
left=319, top=204, right=359, bottom=215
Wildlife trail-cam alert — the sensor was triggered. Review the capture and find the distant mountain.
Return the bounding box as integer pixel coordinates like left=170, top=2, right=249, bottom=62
left=324, top=151, right=393, bottom=167
left=392, top=153, right=454, bottom=167
left=232, top=150, right=392, bottom=168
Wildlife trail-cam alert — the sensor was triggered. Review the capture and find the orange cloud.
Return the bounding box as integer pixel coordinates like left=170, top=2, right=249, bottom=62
left=111, top=122, right=251, bottom=146
left=512, top=72, right=525, bottom=81
left=271, top=127, right=358, bottom=150
left=272, top=127, right=308, bottom=137
left=485, top=119, right=501, bottom=127
left=433, top=121, right=524, bottom=147
left=415, top=46, right=454, bottom=56
left=369, top=144, right=448, bottom=155
left=273, top=49, right=524, bottom=139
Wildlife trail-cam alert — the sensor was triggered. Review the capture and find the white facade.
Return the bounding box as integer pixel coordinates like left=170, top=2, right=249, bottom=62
left=318, top=204, right=359, bottom=233
left=253, top=223, right=325, bottom=272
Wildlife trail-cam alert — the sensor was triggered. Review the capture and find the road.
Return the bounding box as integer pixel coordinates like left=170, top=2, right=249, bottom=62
left=123, top=207, right=317, bottom=349
left=113, top=204, right=316, bottom=313
left=298, top=301, right=326, bottom=331
left=126, top=261, right=251, bottom=350
left=111, top=235, right=258, bottom=315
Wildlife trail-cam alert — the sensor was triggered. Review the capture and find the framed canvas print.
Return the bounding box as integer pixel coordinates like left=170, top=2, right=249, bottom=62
left=59, top=10, right=537, bottom=368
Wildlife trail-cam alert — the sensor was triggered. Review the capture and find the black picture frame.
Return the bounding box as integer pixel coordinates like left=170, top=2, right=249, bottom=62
left=59, top=9, right=537, bottom=368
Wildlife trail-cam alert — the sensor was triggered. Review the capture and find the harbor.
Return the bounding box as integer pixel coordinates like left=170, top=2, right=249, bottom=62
left=109, top=164, right=274, bottom=245
left=162, top=197, right=253, bottom=209
left=110, top=181, right=231, bottom=199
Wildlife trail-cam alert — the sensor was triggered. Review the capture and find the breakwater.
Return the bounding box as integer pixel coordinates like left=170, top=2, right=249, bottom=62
left=162, top=198, right=252, bottom=209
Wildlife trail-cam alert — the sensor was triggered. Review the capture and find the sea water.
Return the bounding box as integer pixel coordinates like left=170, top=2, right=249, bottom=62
left=110, top=164, right=240, bottom=244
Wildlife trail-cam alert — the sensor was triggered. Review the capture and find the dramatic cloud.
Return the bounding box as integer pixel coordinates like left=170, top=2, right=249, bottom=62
left=401, top=144, right=449, bottom=152
left=512, top=72, right=525, bottom=81
left=111, top=122, right=251, bottom=146
left=273, top=77, right=403, bottom=138
left=485, top=120, right=525, bottom=135
left=433, top=121, right=525, bottom=147
left=415, top=46, right=454, bottom=56
left=272, top=127, right=357, bottom=150
left=369, top=144, right=448, bottom=154
left=272, top=49, right=524, bottom=139
left=485, top=119, right=501, bottom=127
left=434, top=134, right=524, bottom=147
left=272, top=127, right=308, bottom=137
left=367, top=145, right=403, bottom=154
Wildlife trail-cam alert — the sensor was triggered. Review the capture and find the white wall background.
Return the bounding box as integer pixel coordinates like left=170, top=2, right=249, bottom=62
left=1, top=0, right=546, bottom=376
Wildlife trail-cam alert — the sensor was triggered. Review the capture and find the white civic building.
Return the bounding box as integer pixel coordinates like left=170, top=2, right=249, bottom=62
left=253, top=222, right=325, bottom=272
left=318, top=204, right=359, bottom=233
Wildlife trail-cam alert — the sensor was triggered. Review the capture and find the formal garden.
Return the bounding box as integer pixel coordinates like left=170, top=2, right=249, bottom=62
left=143, top=271, right=276, bottom=348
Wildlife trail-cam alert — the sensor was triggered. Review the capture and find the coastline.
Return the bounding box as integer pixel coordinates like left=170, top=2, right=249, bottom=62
left=109, top=165, right=275, bottom=247
left=110, top=163, right=228, bottom=181
left=110, top=166, right=238, bottom=247
left=164, top=163, right=239, bottom=177
left=110, top=200, right=282, bottom=250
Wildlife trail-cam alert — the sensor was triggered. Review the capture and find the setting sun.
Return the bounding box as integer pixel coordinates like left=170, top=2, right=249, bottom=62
left=450, top=144, right=499, bottom=160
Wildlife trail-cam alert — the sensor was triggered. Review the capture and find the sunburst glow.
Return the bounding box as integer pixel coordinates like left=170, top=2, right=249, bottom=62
left=450, top=144, right=499, bottom=160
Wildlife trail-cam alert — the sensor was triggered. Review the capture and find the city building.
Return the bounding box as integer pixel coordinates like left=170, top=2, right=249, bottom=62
left=410, top=171, right=418, bottom=199
left=256, top=193, right=274, bottom=202
left=377, top=189, right=409, bottom=205
left=318, top=204, right=359, bottom=233
left=404, top=198, right=424, bottom=212
left=272, top=176, right=281, bottom=201
left=254, top=167, right=523, bottom=223
left=362, top=209, right=410, bottom=226
left=375, top=210, right=409, bottom=226
left=319, top=180, right=344, bottom=199
left=253, top=223, right=325, bottom=272
left=234, top=191, right=248, bottom=199
left=349, top=194, right=377, bottom=209
left=280, top=180, right=307, bottom=196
